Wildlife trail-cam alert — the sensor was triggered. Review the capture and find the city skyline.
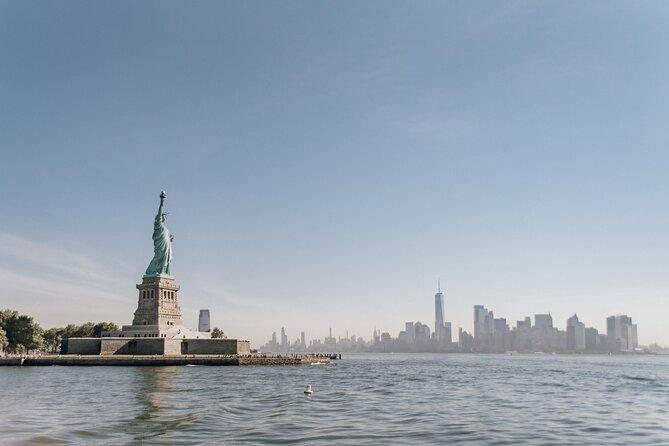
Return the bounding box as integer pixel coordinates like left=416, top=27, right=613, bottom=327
left=259, top=307, right=645, bottom=354
left=2, top=2, right=669, bottom=345
left=258, top=285, right=647, bottom=352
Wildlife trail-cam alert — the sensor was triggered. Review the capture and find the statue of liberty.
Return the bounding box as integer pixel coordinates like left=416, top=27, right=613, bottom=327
left=145, top=191, right=173, bottom=277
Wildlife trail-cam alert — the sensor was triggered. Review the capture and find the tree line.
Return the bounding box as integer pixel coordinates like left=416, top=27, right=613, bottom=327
left=0, top=309, right=118, bottom=354
left=0, top=308, right=226, bottom=354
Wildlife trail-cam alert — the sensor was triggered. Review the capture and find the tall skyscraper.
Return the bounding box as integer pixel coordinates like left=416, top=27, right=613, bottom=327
left=606, top=316, right=619, bottom=344
left=607, top=315, right=638, bottom=351
left=473, top=305, right=494, bottom=350
left=473, top=305, right=494, bottom=339
left=280, top=327, right=288, bottom=349
left=405, top=322, right=415, bottom=344
left=566, top=314, right=586, bottom=351
left=443, top=322, right=452, bottom=345
left=434, top=281, right=446, bottom=342
left=492, top=318, right=510, bottom=351
left=198, top=309, right=211, bottom=332
left=300, top=331, right=306, bottom=348
left=413, top=322, right=431, bottom=344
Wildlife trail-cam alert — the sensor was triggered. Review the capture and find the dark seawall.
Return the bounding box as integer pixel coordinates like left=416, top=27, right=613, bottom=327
left=0, top=354, right=332, bottom=366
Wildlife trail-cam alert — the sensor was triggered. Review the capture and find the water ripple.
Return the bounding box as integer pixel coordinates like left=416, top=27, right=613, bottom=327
left=0, top=354, right=668, bottom=445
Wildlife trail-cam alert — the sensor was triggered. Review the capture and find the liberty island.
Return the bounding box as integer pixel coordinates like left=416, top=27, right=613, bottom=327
left=1, top=192, right=330, bottom=366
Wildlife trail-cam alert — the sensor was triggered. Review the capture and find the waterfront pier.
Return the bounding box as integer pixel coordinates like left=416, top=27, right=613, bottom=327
left=0, top=354, right=334, bottom=367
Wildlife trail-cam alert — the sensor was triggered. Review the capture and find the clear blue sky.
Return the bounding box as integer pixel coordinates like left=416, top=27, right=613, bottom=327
left=1, top=1, right=668, bottom=346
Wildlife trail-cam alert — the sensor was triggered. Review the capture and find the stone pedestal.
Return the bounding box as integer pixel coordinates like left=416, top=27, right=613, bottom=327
left=133, top=275, right=182, bottom=327
left=100, top=275, right=210, bottom=341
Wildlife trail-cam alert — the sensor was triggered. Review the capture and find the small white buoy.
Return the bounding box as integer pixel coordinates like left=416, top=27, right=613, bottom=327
left=304, top=385, right=313, bottom=395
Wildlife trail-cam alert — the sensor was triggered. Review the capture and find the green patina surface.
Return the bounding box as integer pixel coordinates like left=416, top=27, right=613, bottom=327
left=145, top=190, right=173, bottom=277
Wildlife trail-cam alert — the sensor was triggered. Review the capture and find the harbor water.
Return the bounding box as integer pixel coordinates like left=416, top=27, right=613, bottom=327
left=0, top=353, right=667, bottom=445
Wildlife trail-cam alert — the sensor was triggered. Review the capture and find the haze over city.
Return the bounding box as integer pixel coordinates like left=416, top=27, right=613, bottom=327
left=2, top=2, right=669, bottom=346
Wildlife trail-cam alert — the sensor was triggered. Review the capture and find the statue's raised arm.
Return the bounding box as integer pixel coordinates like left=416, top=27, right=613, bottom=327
left=145, top=191, right=173, bottom=277
left=157, top=190, right=166, bottom=222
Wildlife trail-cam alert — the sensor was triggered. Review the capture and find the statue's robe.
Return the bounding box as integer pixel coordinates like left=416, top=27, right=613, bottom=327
left=145, top=211, right=172, bottom=276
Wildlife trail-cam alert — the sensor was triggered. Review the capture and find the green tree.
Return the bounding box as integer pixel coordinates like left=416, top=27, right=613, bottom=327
left=0, top=310, right=15, bottom=353
left=0, top=310, right=124, bottom=354
left=0, top=326, right=7, bottom=353
left=211, top=327, right=225, bottom=339
left=73, top=322, right=96, bottom=338
left=0, top=309, right=19, bottom=330
left=61, top=324, right=80, bottom=340
left=93, top=322, right=119, bottom=337
left=43, top=327, right=66, bottom=353
left=42, top=322, right=120, bottom=353
left=0, top=311, right=44, bottom=353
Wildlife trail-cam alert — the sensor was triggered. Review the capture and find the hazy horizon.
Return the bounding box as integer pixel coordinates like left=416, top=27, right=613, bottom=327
left=2, top=1, right=669, bottom=346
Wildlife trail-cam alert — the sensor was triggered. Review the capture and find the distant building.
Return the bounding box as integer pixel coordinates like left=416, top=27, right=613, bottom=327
left=517, top=317, right=531, bottom=330
left=585, top=327, right=599, bottom=351
left=281, top=327, right=288, bottom=349
left=566, top=314, right=586, bottom=351
left=523, top=314, right=562, bottom=352
left=627, top=324, right=638, bottom=350
left=492, top=317, right=509, bottom=351
left=473, top=305, right=493, bottom=337
left=413, top=321, right=431, bottom=344
left=435, top=285, right=446, bottom=343
left=493, top=318, right=508, bottom=333
left=443, top=322, right=452, bottom=346
left=198, top=309, right=211, bottom=332
left=597, top=333, right=608, bottom=350
left=405, top=322, right=415, bottom=344
left=458, top=327, right=475, bottom=351
left=300, top=331, right=306, bottom=348
left=534, top=314, right=553, bottom=329
left=473, top=305, right=494, bottom=349
left=398, top=330, right=409, bottom=344
left=607, top=315, right=638, bottom=352
left=325, top=327, right=336, bottom=350
left=380, top=332, right=392, bottom=351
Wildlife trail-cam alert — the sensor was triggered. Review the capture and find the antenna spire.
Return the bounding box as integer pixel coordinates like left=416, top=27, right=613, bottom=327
left=438, top=278, right=441, bottom=293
